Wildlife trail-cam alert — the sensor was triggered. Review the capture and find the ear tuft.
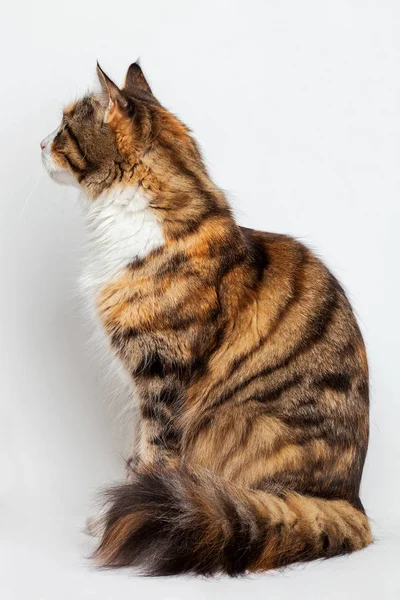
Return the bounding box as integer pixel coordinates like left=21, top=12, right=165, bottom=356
left=124, top=62, right=153, bottom=96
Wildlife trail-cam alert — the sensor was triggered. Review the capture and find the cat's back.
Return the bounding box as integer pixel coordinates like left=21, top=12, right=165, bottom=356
left=190, top=223, right=369, bottom=413
left=239, top=225, right=362, bottom=343
left=186, top=225, right=369, bottom=504
left=233, top=225, right=368, bottom=401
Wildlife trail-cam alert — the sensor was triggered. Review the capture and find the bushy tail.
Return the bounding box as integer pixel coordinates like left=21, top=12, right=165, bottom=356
left=93, top=467, right=372, bottom=576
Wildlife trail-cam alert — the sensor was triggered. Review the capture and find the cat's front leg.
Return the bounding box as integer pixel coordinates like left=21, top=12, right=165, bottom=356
left=125, top=413, right=181, bottom=481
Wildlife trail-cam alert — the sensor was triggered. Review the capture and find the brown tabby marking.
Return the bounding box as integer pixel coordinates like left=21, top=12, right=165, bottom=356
left=47, top=63, right=372, bottom=575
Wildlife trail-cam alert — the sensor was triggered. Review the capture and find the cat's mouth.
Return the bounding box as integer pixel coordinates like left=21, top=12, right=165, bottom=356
left=41, top=135, right=80, bottom=188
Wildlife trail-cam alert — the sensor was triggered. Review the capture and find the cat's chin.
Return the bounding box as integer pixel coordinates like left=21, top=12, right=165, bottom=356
left=41, top=152, right=80, bottom=188
left=49, top=169, right=80, bottom=188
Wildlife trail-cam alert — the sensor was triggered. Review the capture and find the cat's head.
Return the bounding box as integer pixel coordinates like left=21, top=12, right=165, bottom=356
left=41, top=62, right=197, bottom=198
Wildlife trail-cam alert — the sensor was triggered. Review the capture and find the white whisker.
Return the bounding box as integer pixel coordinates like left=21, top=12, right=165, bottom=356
left=19, top=173, right=44, bottom=219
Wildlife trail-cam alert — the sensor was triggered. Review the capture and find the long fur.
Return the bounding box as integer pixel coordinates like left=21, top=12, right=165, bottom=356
left=94, top=466, right=372, bottom=576
left=41, top=61, right=373, bottom=577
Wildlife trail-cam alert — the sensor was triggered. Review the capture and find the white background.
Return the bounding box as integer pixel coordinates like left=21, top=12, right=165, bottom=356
left=1, top=1, right=399, bottom=598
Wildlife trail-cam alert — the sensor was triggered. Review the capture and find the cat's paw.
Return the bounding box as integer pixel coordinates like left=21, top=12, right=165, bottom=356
left=84, top=514, right=106, bottom=538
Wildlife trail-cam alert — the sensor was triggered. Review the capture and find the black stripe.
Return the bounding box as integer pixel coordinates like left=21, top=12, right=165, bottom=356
left=220, top=494, right=253, bottom=575
left=133, top=350, right=200, bottom=380
left=315, top=372, right=351, bottom=394
left=226, top=269, right=337, bottom=384
left=156, top=139, right=232, bottom=239
left=155, top=252, right=189, bottom=278
left=141, top=403, right=170, bottom=426
left=133, top=351, right=166, bottom=377
left=116, top=163, right=124, bottom=182
left=60, top=151, right=84, bottom=173
left=150, top=427, right=180, bottom=447
left=210, top=284, right=338, bottom=410
left=128, top=246, right=164, bottom=271
left=157, top=385, right=180, bottom=406
left=267, top=247, right=307, bottom=338
left=241, top=228, right=270, bottom=288
left=158, top=139, right=221, bottom=207
left=163, top=209, right=227, bottom=240
left=245, top=374, right=303, bottom=405
left=226, top=337, right=268, bottom=382
left=356, top=378, right=369, bottom=399
left=111, top=327, right=139, bottom=349
left=216, top=244, right=248, bottom=280
left=165, top=306, right=220, bottom=333
left=141, top=384, right=181, bottom=413
left=280, top=410, right=326, bottom=428
left=64, top=123, right=86, bottom=159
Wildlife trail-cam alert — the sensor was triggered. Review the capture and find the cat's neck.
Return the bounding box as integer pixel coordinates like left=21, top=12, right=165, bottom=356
left=79, top=184, right=165, bottom=296
left=78, top=177, right=241, bottom=299
left=129, top=157, right=233, bottom=241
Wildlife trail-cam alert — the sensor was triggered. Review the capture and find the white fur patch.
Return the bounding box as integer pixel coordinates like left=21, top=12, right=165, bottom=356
left=79, top=185, right=165, bottom=300
left=41, top=125, right=80, bottom=187
left=78, top=185, right=165, bottom=390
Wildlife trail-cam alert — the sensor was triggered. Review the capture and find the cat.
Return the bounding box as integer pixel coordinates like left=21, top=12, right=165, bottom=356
left=41, top=62, right=372, bottom=576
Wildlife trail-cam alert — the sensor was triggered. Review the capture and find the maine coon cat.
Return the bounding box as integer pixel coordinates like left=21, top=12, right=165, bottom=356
left=41, top=62, right=372, bottom=576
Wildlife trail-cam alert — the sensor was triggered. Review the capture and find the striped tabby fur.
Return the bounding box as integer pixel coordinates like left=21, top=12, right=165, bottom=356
left=41, top=62, right=372, bottom=576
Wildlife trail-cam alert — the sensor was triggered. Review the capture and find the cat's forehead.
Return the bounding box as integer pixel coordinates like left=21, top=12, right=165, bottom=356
left=62, top=95, right=100, bottom=121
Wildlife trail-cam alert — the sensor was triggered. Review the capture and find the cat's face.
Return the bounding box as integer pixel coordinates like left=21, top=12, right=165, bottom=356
left=41, top=95, right=119, bottom=189
left=41, top=63, right=161, bottom=197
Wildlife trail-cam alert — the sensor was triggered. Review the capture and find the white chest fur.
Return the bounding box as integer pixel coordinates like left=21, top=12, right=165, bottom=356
left=79, top=185, right=165, bottom=299
left=78, top=185, right=165, bottom=391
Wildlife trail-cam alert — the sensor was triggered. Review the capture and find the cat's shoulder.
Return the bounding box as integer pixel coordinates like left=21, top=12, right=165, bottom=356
left=239, top=225, right=314, bottom=259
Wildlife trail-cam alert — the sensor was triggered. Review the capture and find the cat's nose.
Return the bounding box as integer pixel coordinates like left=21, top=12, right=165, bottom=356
left=40, top=139, right=46, bottom=150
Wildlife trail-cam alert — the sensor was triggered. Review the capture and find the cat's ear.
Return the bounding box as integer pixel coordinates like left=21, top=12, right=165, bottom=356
left=124, top=62, right=153, bottom=96
left=96, top=62, right=128, bottom=123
